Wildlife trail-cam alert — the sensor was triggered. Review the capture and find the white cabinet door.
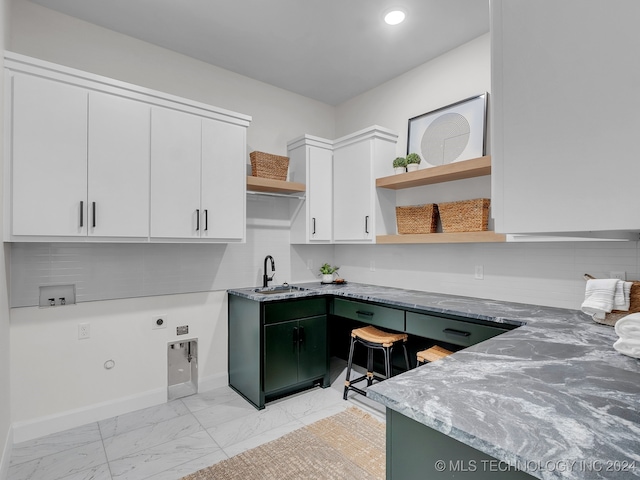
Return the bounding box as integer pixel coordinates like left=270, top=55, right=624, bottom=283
left=492, top=0, right=640, bottom=235
left=88, top=92, right=150, bottom=238
left=308, top=147, right=332, bottom=241
left=201, top=118, right=245, bottom=241
left=11, top=74, right=88, bottom=236
left=333, top=141, right=372, bottom=242
left=150, top=107, right=202, bottom=238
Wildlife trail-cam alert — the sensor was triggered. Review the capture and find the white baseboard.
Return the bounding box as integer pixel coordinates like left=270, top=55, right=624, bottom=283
left=0, top=426, right=12, bottom=480
left=12, top=388, right=167, bottom=444
left=12, top=373, right=229, bottom=444
left=197, top=372, right=228, bottom=393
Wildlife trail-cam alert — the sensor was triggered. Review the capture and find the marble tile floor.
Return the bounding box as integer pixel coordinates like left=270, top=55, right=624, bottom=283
left=8, top=359, right=385, bottom=480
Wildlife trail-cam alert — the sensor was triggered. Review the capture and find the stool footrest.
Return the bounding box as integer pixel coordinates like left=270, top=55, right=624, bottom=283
left=343, top=324, right=411, bottom=401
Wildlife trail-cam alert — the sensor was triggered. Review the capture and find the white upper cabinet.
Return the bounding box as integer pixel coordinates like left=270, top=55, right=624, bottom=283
left=288, top=135, right=333, bottom=244
left=201, top=118, right=246, bottom=241
left=11, top=73, right=88, bottom=237
left=491, top=0, right=640, bottom=236
left=88, top=92, right=150, bottom=238
left=150, top=107, right=202, bottom=239
left=333, top=126, right=397, bottom=243
left=150, top=109, right=247, bottom=241
left=4, top=52, right=251, bottom=242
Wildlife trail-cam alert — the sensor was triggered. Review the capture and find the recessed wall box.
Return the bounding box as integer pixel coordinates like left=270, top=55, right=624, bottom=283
left=39, top=285, right=76, bottom=307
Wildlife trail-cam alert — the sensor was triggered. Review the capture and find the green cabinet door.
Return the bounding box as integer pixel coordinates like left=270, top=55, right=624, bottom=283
left=298, top=315, right=328, bottom=383
left=264, top=320, right=299, bottom=393
left=264, top=315, right=328, bottom=394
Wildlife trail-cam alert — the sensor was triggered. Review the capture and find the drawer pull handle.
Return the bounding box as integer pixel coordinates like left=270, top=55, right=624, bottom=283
left=443, top=328, right=470, bottom=337
left=356, top=310, right=374, bottom=317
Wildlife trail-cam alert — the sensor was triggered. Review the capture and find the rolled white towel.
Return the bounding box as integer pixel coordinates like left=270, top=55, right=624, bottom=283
left=581, top=279, right=620, bottom=319
left=613, top=281, right=633, bottom=311
left=613, top=313, right=640, bottom=359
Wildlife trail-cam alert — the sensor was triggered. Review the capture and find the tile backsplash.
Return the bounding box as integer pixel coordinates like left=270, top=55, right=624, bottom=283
left=9, top=193, right=640, bottom=310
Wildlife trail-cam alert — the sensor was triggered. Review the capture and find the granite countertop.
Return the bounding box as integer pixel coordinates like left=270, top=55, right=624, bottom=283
left=228, top=282, right=640, bottom=479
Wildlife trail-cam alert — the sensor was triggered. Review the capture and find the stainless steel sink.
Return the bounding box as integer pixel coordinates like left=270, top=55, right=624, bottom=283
left=253, top=285, right=307, bottom=295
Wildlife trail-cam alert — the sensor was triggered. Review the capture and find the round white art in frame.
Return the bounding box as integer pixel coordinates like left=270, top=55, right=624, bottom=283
left=407, top=93, right=487, bottom=168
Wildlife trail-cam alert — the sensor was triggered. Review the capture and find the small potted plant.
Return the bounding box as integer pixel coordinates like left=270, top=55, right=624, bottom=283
left=392, top=156, right=407, bottom=174
left=319, top=263, right=339, bottom=284
left=406, top=153, right=422, bottom=172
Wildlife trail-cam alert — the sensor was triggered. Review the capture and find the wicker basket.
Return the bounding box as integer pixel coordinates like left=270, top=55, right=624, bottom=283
left=438, top=198, right=490, bottom=233
left=250, top=151, right=289, bottom=181
left=396, top=204, right=438, bottom=234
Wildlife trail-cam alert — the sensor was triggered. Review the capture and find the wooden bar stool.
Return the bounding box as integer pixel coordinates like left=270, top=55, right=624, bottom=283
left=416, top=345, right=453, bottom=366
left=343, top=325, right=410, bottom=400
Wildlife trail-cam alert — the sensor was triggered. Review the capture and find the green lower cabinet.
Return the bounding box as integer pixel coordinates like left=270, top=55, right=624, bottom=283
left=229, top=295, right=329, bottom=409
left=387, top=409, right=535, bottom=479
left=264, top=315, right=328, bottom=394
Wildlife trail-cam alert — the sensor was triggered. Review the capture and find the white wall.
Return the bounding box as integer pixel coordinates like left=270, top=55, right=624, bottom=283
left=10, top=291, right=225, bottom=442
left=332, top=32, right=640, bottom=310
left=7, top=0, right=335, bottom=441
left=6, top=0, right=640, bottom=447
left=0, top=0, right=11, bottom=475
left=10, top=0, right=335, bottom=155
left=335, top=34, right=491, bottom=154
left=0, top=0, right=10, bottom=476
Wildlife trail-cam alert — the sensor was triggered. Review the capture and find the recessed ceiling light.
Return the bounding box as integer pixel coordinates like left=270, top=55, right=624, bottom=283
left=384, top=10, right=406, bottom=26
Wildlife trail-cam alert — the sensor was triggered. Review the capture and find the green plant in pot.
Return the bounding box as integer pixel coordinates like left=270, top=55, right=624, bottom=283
left=406, top=153, right=422, bottom=172
left=319, top=263, right=339, bottom=283
left=392, top=156, right=407, bottom=174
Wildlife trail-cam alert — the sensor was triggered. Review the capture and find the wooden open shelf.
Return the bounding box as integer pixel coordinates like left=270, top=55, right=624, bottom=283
left=246, top=176, right=306, bottom=194
left=377, top=231, right=506, bottom=244
left=376, top=156, right=491, bottom=190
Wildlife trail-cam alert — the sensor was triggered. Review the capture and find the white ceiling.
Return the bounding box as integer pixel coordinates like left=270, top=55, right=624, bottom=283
left=29, top=0, right=490, bottom=105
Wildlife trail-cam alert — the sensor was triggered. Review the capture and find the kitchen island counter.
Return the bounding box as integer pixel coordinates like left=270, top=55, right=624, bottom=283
left=228, top=282, right=640, bottom=479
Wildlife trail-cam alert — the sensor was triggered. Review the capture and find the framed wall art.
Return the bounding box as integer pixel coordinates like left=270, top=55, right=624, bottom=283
left=407, top=93, right=487, bottom=167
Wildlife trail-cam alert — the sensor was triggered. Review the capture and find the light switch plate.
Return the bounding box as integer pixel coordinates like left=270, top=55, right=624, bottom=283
left=475, top=265, right=484, bottom=280
left=610, top=271, right=626, bottom=281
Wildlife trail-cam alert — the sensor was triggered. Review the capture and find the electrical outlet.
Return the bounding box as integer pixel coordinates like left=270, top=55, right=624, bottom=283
left=78, top=323, right=90, bottom=340
left=370, top=260, right=376, bottom=272
left=610, top=271, right=626, bottom=281
left=475, top=265, right=484, bottom=280
left=307, top=259, right=313, bottom=270
left=152, top=315, right=168, bottom=329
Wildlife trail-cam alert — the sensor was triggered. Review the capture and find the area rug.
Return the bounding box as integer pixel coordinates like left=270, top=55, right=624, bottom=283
left=181, top=407, right=385, bottom=480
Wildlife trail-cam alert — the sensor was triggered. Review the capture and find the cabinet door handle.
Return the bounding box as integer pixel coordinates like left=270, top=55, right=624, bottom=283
left=92, top=202, right=96, bottom=228
left=312, top=217, right=316, bottom=235
left=79, top=201, right=84, bottom=227
left=443, top=328, right=471, bottom=337
left=204, top=209, right=208, bottom=231
left=365, top=215, right=369, bottom=234
left=356, top=310, right=374, bottom=317
left=298, top=325, right=305, bottom=344
left=196, top=209, right=200, bottom=231
left=292, top=326, right=299, bottom=349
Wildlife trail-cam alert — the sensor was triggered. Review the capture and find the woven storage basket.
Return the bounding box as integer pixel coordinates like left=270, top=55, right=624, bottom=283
left=438, top=198, right=490, bottom=233
left=396, top=204, right=438, bottom=234
left=250, top=151, right=289, bottom=181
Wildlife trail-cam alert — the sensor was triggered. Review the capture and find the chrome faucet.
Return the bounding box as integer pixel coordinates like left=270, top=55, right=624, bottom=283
left=263, top=255, right=276, bottom=288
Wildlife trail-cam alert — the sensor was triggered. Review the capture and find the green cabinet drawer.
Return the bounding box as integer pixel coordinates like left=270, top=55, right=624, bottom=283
left=406, top=312, right=507, bottom=347
left=333, top=298, right=404, bottom=331
left=264, top=297, right=326, bottom=325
